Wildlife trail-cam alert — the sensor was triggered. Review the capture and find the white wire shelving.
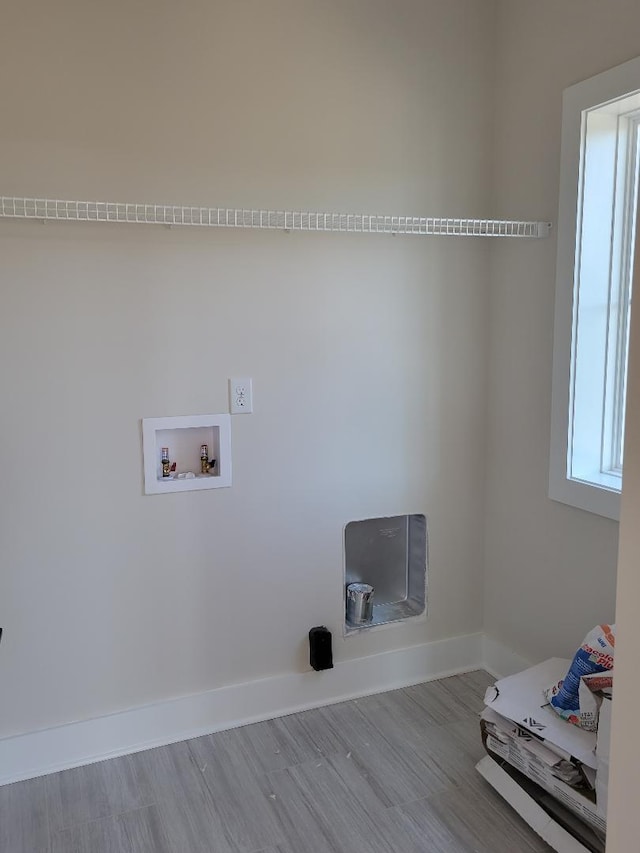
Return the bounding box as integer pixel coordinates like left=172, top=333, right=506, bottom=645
left=0, top=196, right=551, bottom=238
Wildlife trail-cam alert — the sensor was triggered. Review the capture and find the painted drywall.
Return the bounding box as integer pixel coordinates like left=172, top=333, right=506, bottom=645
left=606, top=167, right=640, bottom=853
left=0, top=0, right=494, bottom=737
left=483, top=0, right=640, bottom=662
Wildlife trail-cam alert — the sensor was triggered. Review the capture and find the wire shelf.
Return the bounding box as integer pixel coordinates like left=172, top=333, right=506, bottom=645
left=0, top=196, right=551, bottom=238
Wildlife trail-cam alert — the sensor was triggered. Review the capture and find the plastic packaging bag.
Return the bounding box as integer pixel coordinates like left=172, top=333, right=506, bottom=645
left=544, top=624, right=615, bottom=731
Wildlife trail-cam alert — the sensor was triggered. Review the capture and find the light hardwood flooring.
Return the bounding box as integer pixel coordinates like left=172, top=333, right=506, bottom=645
left=0, top=671, right=551, bottom=853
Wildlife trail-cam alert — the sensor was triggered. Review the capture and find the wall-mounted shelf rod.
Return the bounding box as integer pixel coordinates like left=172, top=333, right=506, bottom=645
left=0, top=197, right=551, bottom=238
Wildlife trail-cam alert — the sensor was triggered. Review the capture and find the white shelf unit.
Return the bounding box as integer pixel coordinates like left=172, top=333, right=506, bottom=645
left=0, top=196, right=551, bottom=238
left=142, top=414, right=232, bottom=495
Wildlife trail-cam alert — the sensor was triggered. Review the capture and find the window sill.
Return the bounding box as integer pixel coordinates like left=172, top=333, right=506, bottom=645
left=549, top=475, right=620, bottom=521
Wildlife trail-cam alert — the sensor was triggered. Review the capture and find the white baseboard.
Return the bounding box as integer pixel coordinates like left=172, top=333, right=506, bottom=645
left=0, top=631, right=485, bottom=786
left=482, top=634, right=533, bottom=679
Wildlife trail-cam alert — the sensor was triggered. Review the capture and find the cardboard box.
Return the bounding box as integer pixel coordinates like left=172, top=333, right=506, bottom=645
left=482, top=722, right=605, bottom=834
left=479, top=659, right=611, bottom=852
left=481, top=707, right=593, bottom=788
left=477, top=756, right=602, bottom=853
left=484, top=658, right=597, bottom=768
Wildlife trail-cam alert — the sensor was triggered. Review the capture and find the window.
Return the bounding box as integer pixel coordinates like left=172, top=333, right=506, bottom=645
left=550, top=57, right=640, bottom=520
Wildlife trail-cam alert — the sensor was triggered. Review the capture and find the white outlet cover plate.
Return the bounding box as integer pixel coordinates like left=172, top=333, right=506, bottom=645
left=229, top=377, right=253, bottom=414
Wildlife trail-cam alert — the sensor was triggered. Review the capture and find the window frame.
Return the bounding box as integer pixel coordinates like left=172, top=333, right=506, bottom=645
left=603, top=115, right=638, bottom=477
left=549, top=55, right=640, bottom=521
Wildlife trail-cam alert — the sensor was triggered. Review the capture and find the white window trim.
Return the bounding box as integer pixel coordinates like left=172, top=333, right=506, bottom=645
left=603, top=116, right=638, bottom=477
left=549, top=55, right=640, bottom=521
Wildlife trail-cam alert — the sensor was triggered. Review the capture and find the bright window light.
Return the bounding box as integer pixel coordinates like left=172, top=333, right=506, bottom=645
left=550, top=57, right=640, bottom=520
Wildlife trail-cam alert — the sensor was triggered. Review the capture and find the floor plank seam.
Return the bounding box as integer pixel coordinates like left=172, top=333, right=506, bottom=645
left=48, top=799, right=159, bottom=840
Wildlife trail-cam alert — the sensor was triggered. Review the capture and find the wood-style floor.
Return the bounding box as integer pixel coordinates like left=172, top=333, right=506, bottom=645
left=0, top=670, right=552, bottom=853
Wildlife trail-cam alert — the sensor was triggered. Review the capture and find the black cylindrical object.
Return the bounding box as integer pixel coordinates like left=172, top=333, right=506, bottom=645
left=309, top=626, right=333, bottom=671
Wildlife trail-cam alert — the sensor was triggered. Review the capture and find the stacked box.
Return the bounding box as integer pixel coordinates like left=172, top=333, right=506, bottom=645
left=477, top=659, right=610, bottom=853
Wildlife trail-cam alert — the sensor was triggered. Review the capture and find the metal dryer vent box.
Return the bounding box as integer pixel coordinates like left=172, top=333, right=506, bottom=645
left=344, top=514, right=427, bottom=632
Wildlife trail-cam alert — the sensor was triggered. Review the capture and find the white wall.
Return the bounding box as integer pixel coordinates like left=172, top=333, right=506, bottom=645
left=0, top=0, right=494, bottom=737
left=483, top=0, right=640, bottom=662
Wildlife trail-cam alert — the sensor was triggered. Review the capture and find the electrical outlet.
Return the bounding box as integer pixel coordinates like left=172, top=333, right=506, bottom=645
left=229, top=378, right=253, bottom=414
